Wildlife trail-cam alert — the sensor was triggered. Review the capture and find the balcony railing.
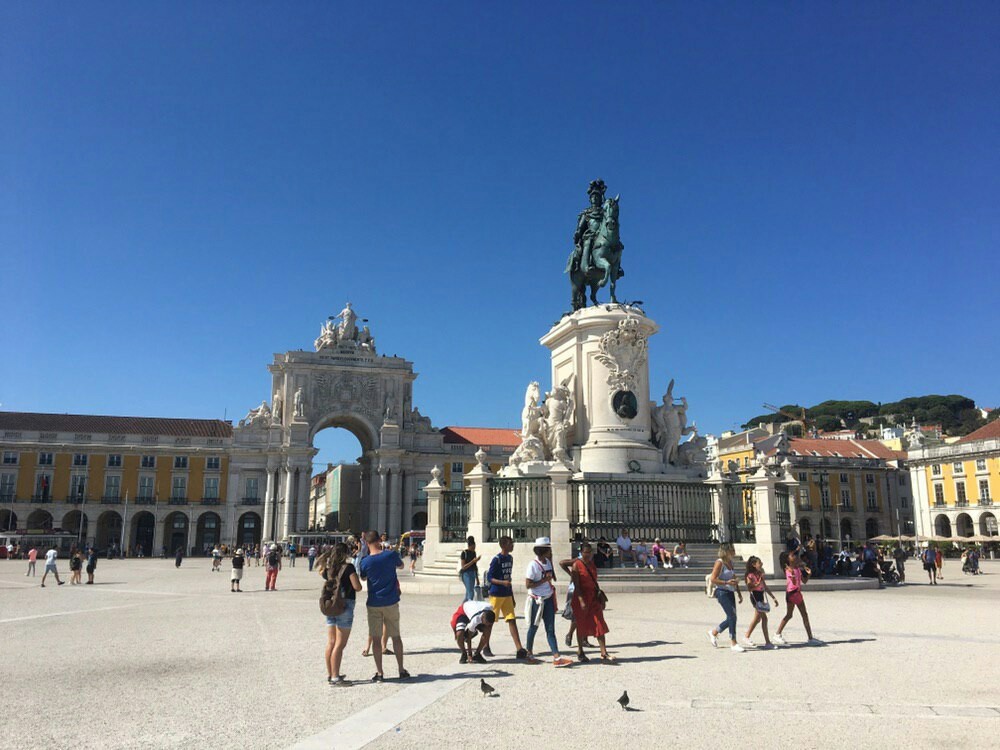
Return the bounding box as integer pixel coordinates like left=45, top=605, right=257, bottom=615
left=240, top=497, right=262, bottom=505
left=65, top=496, right=85, bottom=505
left=934, top=500, right=946, bottom=507
left=0, top=493, right=14, bottom=503
left=955, top=500, right=969, bottom=507
left=979, top=499, right=994, bottom=507
left=31, top=494, right=53, bottom=503
left=135, top=496, right=156, bottom=505
left=101, top=496, right=122, bottom=504
left=168, top=497, right=189, bottom=505
left=200, top=498, right=220, bottom=505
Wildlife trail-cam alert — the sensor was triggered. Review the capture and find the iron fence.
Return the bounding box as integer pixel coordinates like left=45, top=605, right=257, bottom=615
left=441, top=489, right=470, bottom=543
left=725, top=483, right=756, bottom=543
left=488, top=477, right=551, bottom=541
left=776, top=485, right=792, bottom=538
left=570, top=479, right=718, bottom=543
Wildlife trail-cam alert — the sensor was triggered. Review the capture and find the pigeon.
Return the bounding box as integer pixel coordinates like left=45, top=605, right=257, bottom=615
left=480, top=678, right=496, bottom=698
left=617, top=690, right=629, bottom=710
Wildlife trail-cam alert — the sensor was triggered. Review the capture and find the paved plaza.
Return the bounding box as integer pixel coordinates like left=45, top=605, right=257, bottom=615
left=2, top=558, right=998, bottom=749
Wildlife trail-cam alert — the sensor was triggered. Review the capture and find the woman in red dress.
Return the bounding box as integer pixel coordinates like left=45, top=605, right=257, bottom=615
left=560, top=542, right=616, bottom=663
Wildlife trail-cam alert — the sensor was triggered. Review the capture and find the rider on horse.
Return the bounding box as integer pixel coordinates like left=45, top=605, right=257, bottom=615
left=568, top=179, right=606, bottom=275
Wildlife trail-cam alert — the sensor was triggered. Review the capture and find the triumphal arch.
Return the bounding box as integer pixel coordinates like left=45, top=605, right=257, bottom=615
left=229, top=303, right=445, bottom=539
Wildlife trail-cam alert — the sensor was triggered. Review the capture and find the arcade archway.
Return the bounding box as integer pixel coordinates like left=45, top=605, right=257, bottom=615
left=131, top=511, right=155, bottom=556
left=195, top=512, right=221, bottom=552
left=237, top=512, right=261, bottom=548
left=95, top=511, right=123, bottom=551
left=163, top=511, right=189, bottom=555
left=935, top=515, right=952, bottom=537
left=1, top=509, right=17, bottom=532
left=62, top=510, right=89, bottom=543
left=27, top=509, right=53, bottom=531
left=955, top=513, right=974, bottom=538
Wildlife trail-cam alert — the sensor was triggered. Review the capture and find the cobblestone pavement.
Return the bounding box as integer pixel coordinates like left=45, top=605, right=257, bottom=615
left=2, top=558, right=997, bottom=749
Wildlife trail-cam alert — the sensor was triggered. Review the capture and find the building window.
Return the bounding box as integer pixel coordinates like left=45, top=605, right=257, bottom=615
left=138, top=475, right=155, bottom=500
left=976, top=458, right=987, bottom=472
left=931, top=464, right=941, bottom=476
left=451, top=462, right=463, bottom=474
left=416, top=479, right=429, bottom=504
left=107, top=454, right=122, bottom=468
left=898, top=474, right=906, bottom=486
left=956, top=481, right=967, bottom=505
left=206, top=456, right=221, bottom=471
left=839, top=473, right=849, bottom=483
left=798, top=485, right=810, bottom=507
left=203, top=477, right=219, bottom=499
left=70, top=474, right=86, bottom=500
left=821, top=488, right=830, bottom=509
left=840, top=489, right=851, bottom=508
left=104, top=475, right=121, bottom=499
left=865, top=473, right=874, bottom=484
left=866, top=490, right=877, bottom=510
left=3, top=451, right=18, bottom=465
left=450, top=479, right=464, bottom=491
left=244, top=477, right=259, bottom=500
left=36, top=473, right=53, bottom=500
left=933, top=484, right=944, bottom=505
left=797, top=472, right=807, bottom=482
left=141, top=455, right=156, bottom=469
left=174, top=456, right=188, bottom=470
left=0, top=473, right=15, bottom=500
left=73, top=454, right=88, bottom=467
left=979, top=480, right=990, bottom=502
left=37, top=452, right=53, bottom=466
left=953, top=462, right=964, bottom=474
left=171, top=476, right=187, bottom=499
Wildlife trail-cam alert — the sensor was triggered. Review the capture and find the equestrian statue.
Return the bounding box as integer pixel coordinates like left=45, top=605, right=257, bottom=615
left=565, top=179, right=625, bottom=311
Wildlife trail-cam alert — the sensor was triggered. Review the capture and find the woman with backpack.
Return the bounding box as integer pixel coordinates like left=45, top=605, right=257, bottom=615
left=318, top=543, right=362, bottom=686
left=264, top=544, right=282, bottom=591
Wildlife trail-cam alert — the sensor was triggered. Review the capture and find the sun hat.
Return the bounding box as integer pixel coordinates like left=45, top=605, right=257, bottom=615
left=533, top=536, right=551, bottom=547
left=236, top=549, right=243, bottom=555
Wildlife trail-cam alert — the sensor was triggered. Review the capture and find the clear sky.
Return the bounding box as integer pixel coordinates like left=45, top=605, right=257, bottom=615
left=3, top=2, right=998, bottom=467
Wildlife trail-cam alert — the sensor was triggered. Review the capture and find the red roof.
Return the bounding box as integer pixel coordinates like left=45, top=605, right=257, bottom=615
left=0, top=411, right=232, bottom=438
left=440, top=426, right=522, bottom=447
left=960, top=420, right=1000, bottom=444
left=783, top=437, right=902, bottom=461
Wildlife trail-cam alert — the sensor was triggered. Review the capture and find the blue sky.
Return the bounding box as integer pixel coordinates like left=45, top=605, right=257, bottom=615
left=3, top=2, right=998, bottom=467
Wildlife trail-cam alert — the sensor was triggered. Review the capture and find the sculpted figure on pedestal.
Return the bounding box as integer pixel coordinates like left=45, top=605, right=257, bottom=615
left=542, top=376, right=575, bottom=467
left=241, top=401, right=272, bottom=428
left=651, top=379, right=696, bottom=466
left=565, top=179, right=625, bottom=310
left=272, top=390, right=283, bottom=423
left=293, top=387, right=306, bottom=419
left=335, top=302, right=358, bottom=342
left=676, top=431, right=708, bottom=468
left=520, top=382, right=543, bottom=440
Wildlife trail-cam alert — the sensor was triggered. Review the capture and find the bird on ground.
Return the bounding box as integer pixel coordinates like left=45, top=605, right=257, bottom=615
left=481, top=678, right=496, bottom=697
left=617, top=690, right=629, bottom=710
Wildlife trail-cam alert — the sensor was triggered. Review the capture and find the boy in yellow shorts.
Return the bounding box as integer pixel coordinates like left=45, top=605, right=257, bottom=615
left=483, top=536, right=532, bottom=660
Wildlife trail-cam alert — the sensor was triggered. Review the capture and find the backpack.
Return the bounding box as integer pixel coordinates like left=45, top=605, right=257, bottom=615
left=267, top=550, right=280, bottom=567
left=319, top=565, right=347, bottom=617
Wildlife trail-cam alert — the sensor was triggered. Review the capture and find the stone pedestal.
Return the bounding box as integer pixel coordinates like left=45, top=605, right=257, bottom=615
left=422, top=471, right=444, bottom=564
left=540, top=306, right=661, bottom=474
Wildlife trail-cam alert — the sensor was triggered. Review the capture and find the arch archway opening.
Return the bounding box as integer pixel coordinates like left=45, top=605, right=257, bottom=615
left=934, top=515, right=952, bottom=537
left=132, top=511, right=155, bottom=556
left=798, top=518, right=811, bottom=539
left=311, top=423, right=368, bottom=534
left=865, top=518, right=880, bottom=540
left=62, top=511, right=89, bottom=543
left=1, top=509, right=17, bottom=532
left=840, top=518, right=853, bottom=544
left=163, top=511, right=189, bottom=555
left=195, top=512, right=222, bottom=553
left=980, top=512, right=998, bottom=537
left=955, top=513, right=974, bottom=538
left=237, top=512, right=261, bottom=548
left=27, top=509, right=53, bottom=531
left=95, top=511, right=123, bottom=552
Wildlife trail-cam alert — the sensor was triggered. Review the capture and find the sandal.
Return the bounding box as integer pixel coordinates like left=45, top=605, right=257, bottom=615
left=577, top=652, right=590, bottom=663
left=601, top=654, right=618, bottom=663
left=361, top=650, right=371, bottom=657
left=384, top=649, right=394, bottom=655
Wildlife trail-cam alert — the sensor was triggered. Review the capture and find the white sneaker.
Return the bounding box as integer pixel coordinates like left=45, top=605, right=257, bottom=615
left=774, top=633, right=787, bottom=646
left=743, top=638, right=756, bottom=648
left=707, top=630, right=718, bottom=648
left=731, top=644, right=745, bottom=653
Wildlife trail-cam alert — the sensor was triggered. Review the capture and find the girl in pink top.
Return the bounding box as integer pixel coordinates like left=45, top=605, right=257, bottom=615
left=743, top=556, right=779, bottom=648
left=774, top=550, right=819, bottom=646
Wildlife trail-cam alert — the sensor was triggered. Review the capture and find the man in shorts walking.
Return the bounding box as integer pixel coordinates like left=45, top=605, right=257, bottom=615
left=922, top=545, right=937, bottom=585
left=483, top=536, right=530, bottom=660
left=40, top=546, right=65, bottom=587
left=358, top=530, right=410, bottom=682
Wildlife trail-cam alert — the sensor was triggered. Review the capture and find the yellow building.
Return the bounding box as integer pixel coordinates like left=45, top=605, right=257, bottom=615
left=0, top=412, right=245, bottom=554
left=716, top=431, right=913, bottom=543
left=908, top=420, right=999, bottom=539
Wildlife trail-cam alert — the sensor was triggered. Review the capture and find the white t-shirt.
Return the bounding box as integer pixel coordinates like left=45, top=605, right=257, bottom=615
left=616, top=535, right=632, bottom=550
left=525, top=558, right=554, bottom=599
left=45, top=549, right=58, bottom=565
left=462, top=600, right=493, bottom=631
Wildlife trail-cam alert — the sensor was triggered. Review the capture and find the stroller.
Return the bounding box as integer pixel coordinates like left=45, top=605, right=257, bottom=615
left=878, top=560, right=900, bottom=585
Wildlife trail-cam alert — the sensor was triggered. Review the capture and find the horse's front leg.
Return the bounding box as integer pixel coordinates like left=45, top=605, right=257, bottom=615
left=608, top=275, right=618, bottom=304
left=589, top=283, right=599, bottom=306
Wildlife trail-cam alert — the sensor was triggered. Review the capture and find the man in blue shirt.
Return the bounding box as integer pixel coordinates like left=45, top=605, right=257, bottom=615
left=358, top=530, right=409, bottom=681
left=481, top=536, right=530, bottom=660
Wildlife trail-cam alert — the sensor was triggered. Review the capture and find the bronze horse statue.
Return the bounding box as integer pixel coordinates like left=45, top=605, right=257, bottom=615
left=566, top=196, right=624, bottom=310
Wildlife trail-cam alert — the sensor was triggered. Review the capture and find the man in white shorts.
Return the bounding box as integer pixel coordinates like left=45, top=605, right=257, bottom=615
left=40, top=546, right=65, bottom=587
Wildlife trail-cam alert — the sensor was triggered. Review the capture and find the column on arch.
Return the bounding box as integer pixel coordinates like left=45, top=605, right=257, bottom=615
left=262, top=457, right=278, bottom=541
left=280, top=461, right=295, bottom=540
left=376, top=464, right=388, bottom=534
left=388, top=468, right=403, bottom=538
left=295, top=460, right=312, bottom=532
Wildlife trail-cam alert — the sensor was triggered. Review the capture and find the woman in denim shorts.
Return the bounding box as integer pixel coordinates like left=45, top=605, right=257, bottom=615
left=319, top=542, right=362, bottom=686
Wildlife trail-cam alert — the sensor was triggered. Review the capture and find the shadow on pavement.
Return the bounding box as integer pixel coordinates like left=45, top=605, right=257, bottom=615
left=779, top=638, right=876, bottom=649
left=611, top=654, right=697, bottom=664
left=405, top=669, right=513, bottom=684
left=613, top=640, right=679, bottom=648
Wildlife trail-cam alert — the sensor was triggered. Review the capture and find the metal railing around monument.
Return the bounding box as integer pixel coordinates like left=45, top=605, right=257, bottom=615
left=570, top=479, right=718, bottom=543
left=488, top=477, right=552, bottom=542
left=776, top=485, right=792, bottom=538
left=724, top=483, right=756, bottom=543
left=441, top=489, right=470, bottom=543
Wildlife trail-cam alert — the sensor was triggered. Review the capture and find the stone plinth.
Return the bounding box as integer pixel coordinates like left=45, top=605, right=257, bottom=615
left=540, top=306, right=661, bottom=474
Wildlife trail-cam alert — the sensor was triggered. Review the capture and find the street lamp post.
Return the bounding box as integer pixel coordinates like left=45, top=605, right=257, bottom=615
left=812, top=471, right=830, bottom=546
